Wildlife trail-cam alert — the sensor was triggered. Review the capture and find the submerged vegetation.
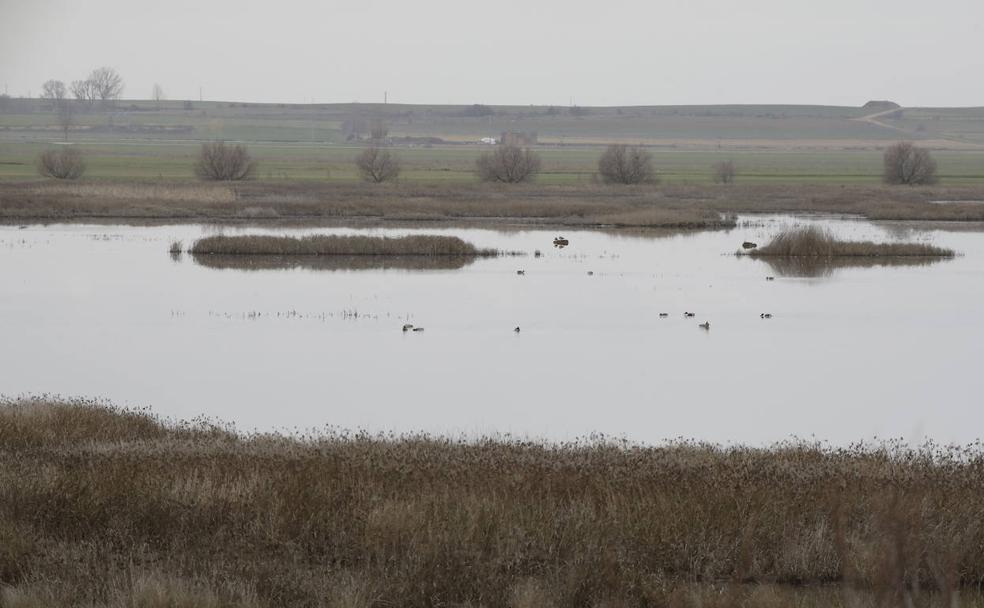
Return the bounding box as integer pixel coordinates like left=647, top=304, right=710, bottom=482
left=2, top=397, right=984, bottom=607
left=189, top=234, right=498, bottom=257
left=747, top=226, right=955, bottom=258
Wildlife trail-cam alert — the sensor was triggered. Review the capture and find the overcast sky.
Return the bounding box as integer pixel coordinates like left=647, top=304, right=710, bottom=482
left=2, top=0, right=982, bottom=107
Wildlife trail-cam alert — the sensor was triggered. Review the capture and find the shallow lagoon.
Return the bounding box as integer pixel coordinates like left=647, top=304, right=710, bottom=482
left=2, top=216, right=981, bottom=444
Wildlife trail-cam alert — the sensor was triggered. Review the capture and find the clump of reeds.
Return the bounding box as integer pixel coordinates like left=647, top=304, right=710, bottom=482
left=2, top=397, right=984, bottom=607
left=168, top=240, right=183, bottom=254
left=748, top=226, right=954, bottom=257
left=189, top=234, right=498, bottom=257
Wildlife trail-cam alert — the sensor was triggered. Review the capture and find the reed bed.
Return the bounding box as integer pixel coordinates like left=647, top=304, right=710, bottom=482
left=2, top=397, right=984, bottom=608
left=189, top=234, right=497, bottom=257
left=5, top=181, right=984, bottom=226
left=748, top=226, right=955, bottom=258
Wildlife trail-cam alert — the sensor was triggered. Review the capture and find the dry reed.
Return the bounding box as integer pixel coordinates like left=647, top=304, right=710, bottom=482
left=748, top=226, right=955, bottom=257
left=1, top=397, right=983, bottom=607
left=189, top=234, right=497, bottom=257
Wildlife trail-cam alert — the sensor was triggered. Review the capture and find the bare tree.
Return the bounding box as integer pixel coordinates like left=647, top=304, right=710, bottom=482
left=475, top=144, right=541, bottom=183
left=37, top=147, right=86, bottom=179
left=87, top=67, right=124, bottom=103
left=713, top=160, right=736, bottom=184
left=355, top=146, right=400, bottom=183
left=152, top=83, right=166, bottom=110
left=883, top=142, right=938, bottom=185
left=40, top=80, right=66, bottom=102
left=597, top=144, right=656, bottom=184
left=71, top=79, right=95, bottom=103
left=194, top=142, right=256, bottom=181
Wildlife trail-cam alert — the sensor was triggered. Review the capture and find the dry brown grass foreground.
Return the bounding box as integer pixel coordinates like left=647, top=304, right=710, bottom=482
left=188, top=234, right=498, bottom=257
left=2, top=398, right=984, bottom=608
left=1, top=181, right=984, bottom=226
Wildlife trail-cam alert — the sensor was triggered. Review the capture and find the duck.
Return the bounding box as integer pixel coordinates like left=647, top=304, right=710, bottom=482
left=684, top=312, right=695, bottom=318
left=412, top=327, right=425, bottom=332
left=514, top=326, right=521, bottom=333
left=698, top=322, right=710, bottom=330
left=761, top=313, right=773, bottom=319
left=659, top=313, right=669, bottom=318
left=402, top=324, right=414, bottom=332
left=742, top=241, right=758, bottom=249
left=553, top=236, right=569, bottom=247
left=516, top=270, right=526, bottom=275
left=766, top=276, right=775, bottom=281
left=586, top=271, right=594, bottom=276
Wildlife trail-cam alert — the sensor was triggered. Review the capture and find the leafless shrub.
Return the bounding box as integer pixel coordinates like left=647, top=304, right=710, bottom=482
left=70, top=79, right=94, bottom=102
left=475, top=144, right=541, bottom=183
left=713, top=160, right=737, bottom=184
left=883, top=142, right=938, bottom=185
left=36, top=147, right=85, bottom=180
left=355, top=146, right=400, bottom=183
left=597, top=144, right=656, bottom=184
left=194, top=142, right=256, bottom=181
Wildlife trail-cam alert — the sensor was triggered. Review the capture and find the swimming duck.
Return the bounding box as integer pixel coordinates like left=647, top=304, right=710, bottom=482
left=514, top=326, right=521, bottom=333
left=659, top=313, right=669, bottom=318
left=587, top=271, right=594, bottom=276
left=766, top=276, right=775, bottom=281
left=698, top=322, right=710, bottom=330
left=412, top=327, right=425, bottom=332
left=761, top=313, right=773, bottom=319
left=517, top=270, right=525, bottom=275
left=402, top=324, right=414, bottom=332
left=742, top=241, right=758, bottom=249
left=684, top=312, right=695, bottom=318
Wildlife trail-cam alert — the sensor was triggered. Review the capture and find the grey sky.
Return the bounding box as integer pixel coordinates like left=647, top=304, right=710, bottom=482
left=2, top=0, right=982, bottom=107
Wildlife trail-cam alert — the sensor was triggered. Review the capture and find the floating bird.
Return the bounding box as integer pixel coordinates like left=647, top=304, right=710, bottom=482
left=587, top=271, right=594, bottom=276
left=412, top=327, right=425, bottom=332
left=659, top=313, right=669, bottom=318
left=761, top=313, right=773, bottom=319
left=534, top=250, right=542, bottom=258
left=766, top=276, right=775, bottom=281
left=553, top=236, right=569, bottom=247
left=517, top=270, right=525, bottom=275
left=17, top=225, right=27, bottom=230
left=514, top=326, right=521, bottom=333
left=698, top=322, right=710, bottom=330
left=742, top=241, right=758, bottom=249
left=684, top=312, right=695, bottom=318
left=402, top=324, right=414, bottom=332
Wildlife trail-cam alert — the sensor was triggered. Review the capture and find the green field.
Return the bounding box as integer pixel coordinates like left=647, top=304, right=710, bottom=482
left=2, top=98, right=984, bottom=184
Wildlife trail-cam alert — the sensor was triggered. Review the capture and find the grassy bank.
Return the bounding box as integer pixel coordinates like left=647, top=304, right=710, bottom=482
left=3, top=181, right=984, bottom=227
left=1, top=398, right=983, bottom=607
left=748, top=226, right=955, bottom=258
left=189, top=234, right=496, bottom=257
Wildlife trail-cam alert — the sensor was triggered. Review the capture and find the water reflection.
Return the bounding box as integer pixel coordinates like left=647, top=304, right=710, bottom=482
left=753, top=255, right=950, bottom=278
left=191, top=253, right=477, bottom=272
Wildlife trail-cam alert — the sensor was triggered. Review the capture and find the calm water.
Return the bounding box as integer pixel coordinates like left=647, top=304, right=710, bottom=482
left=2, top=217, right=982, bottom=444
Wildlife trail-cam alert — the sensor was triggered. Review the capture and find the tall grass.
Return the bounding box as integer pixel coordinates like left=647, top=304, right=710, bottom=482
left=189, top=234, right=498, bottom=257
left=749, top=226, right=955, bottom=257
left=2, top=397, right=984, bottom=607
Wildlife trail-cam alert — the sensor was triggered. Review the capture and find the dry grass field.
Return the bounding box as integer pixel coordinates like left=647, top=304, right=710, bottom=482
left=1, top=397, right=983, bottom=607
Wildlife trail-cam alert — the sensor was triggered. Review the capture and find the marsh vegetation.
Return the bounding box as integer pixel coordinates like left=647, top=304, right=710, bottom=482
left=1, top=397, right=983, bottom=608
left=188, top=234, right=499, bottom=257
left=747, top=226, right=955, bottom=258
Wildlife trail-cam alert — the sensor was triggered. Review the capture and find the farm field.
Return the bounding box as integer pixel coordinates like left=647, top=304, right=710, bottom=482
left=3, top=99, right=984, bottom=184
